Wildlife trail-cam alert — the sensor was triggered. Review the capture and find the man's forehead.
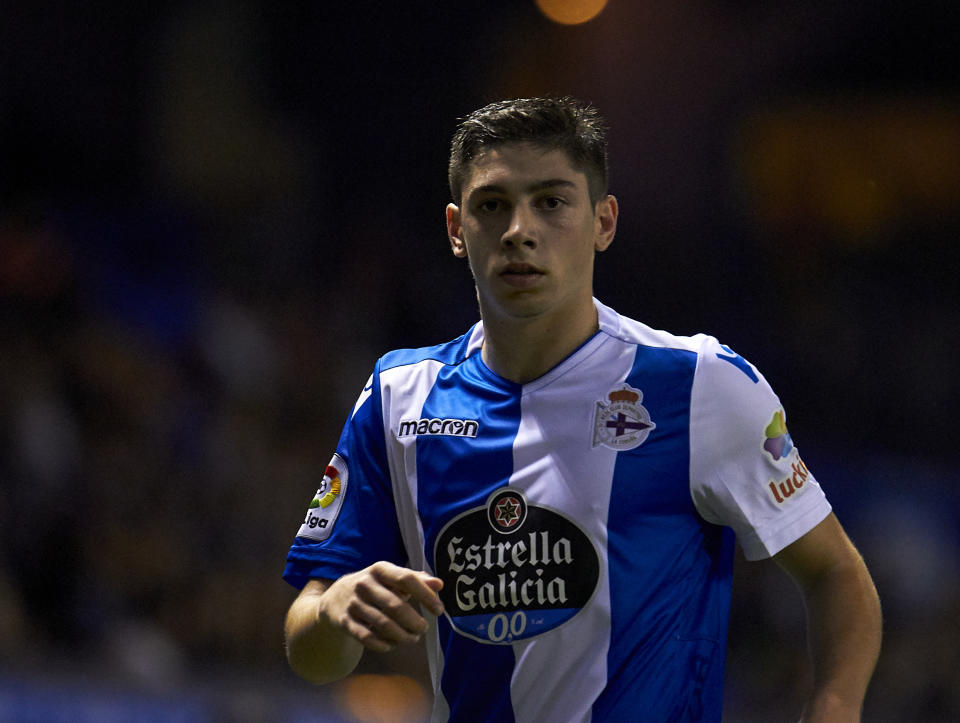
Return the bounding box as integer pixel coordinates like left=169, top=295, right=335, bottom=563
left=463, top=142, right=587, bottom=193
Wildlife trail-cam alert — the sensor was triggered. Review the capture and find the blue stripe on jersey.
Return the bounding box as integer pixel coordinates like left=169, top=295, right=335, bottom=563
left=595, top=344, right=733, bottom=722
left=417, top=354, right=521, bottom=723
left=379, top=326, right=477, bottom=372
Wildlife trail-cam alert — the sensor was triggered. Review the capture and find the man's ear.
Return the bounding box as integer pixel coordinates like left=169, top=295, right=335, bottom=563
left=447, top=203, right=468, bottom=258
left=593, top=195, right=618, bottom=253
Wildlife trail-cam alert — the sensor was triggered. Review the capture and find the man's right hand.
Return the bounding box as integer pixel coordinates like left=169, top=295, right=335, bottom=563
left=320, top=561, right=445, bottom=652
left=285, top=562, right=444, bottom=684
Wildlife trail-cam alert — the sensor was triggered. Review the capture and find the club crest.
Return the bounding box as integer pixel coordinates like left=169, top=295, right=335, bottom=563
left=592, top=384, right=656, bottom=451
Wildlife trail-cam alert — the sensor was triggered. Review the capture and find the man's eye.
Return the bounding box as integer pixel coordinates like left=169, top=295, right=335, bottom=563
left=540, top=196, right=565, bottom=209
left=478, top=199, right=501, bottom=213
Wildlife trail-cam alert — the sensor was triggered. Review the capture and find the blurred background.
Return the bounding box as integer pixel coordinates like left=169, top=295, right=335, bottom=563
left=1, top=0, right=958, bottom=720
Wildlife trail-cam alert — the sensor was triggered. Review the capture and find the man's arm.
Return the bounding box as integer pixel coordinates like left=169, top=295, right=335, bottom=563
left=773, top=512, right=882, bottom=722
left=284, top=562, right=444, bottom=685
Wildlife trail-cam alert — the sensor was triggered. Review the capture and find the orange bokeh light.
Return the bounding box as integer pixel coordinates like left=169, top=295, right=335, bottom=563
left=535, top=0, right=609, bottom=25
left=336, top=674, right=431, bottom=723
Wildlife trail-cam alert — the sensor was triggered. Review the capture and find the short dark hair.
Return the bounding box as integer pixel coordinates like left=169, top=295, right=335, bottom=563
left=448, top=96, right=609, bottom=205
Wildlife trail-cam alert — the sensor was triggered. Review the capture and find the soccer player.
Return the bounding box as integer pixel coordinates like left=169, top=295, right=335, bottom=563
left=282, top=97, right=881, bottom=722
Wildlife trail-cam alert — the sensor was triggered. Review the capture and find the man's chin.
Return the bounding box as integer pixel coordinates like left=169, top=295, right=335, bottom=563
left=482, top=292, right=551, bottom=321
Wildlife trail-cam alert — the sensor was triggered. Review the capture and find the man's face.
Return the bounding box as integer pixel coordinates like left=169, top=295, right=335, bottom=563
left=446, top=142, right=617, bottom=324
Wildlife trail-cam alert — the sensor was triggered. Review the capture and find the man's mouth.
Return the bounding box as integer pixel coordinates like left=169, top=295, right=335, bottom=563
left=499, top=263, right=544, bottom=287
left=501, top=263, right=543, bottom=276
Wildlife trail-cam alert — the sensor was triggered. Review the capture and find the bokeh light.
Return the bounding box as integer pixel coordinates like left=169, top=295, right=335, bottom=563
left=535, top=0, right=609, bottom=25
left=336, top=673, right=431, bottom=723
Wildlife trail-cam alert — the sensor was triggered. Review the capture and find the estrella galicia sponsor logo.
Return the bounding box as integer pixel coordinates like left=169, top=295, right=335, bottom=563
left=434, top=487, right=600, bottom=645
left=297, top=453, right=348, bottom=542
left=396, top=417, right=479, bottom=438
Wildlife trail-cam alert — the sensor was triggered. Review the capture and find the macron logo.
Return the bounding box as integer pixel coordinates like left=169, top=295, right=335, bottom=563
left=397, top=418, right=479, bottom=438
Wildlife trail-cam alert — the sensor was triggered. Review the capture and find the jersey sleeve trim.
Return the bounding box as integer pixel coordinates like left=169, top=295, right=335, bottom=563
left=712, top=466, right=833, bottom=560
left=282, top=546, right=367, bottom=589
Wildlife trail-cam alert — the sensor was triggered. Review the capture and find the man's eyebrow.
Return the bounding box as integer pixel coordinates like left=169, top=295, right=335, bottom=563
left=470, top=179, right=579, bottom=195
left=529, top=179, right=578, bottom=192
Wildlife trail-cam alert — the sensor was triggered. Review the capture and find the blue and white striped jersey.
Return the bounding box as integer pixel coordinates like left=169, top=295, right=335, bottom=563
left=283, top=299, right=831, bottom=722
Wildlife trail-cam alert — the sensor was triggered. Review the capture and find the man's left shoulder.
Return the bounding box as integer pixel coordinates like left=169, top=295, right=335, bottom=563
left=597, top=301, right=767, bottom=388
left=598, top=301, right=706, bottom=356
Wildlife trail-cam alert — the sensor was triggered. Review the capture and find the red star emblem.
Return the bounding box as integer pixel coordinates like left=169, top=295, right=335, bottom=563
left=495, top=497, right=521, bottom=527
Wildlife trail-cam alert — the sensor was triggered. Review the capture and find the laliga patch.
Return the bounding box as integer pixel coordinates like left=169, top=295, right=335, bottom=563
left=434, top=487, right=600, bottom=645
left=592, top=384, right=656, bottom=451
left=297, top=454, right=348, bottom=541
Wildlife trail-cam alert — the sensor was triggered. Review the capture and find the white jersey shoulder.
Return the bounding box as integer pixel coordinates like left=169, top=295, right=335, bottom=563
left=596, top=298, right=707, bottom=354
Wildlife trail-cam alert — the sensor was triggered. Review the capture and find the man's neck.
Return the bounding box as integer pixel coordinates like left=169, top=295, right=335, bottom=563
left=480, top=300, right=600, bottom=384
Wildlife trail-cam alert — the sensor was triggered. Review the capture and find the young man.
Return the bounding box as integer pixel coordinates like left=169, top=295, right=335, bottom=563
left=283, top=97, right=881, bottom=722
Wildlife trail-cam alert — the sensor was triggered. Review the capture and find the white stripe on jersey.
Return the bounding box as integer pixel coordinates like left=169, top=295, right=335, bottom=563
left=380, top=358, right=446, bottom=574
left=506, top=332, right=632, bottom=723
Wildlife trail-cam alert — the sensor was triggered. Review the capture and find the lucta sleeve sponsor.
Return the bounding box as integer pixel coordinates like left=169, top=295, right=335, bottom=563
left=688, top=336, right=831, bottom=561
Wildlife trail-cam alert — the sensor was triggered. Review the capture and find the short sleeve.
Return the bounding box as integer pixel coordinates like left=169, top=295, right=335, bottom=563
left=282, top=360, right=406, bottom=589
left=689, top=337, right=831, bottom=560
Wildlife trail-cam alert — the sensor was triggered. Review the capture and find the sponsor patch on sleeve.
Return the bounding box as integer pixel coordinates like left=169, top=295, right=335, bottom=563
left=297, top=453, right=349, bottom=541
left=762, top=408, right=794, bottom=463
left=767, top=456, right=812, bottom=505
left=760, top=408, right=815, bottom=505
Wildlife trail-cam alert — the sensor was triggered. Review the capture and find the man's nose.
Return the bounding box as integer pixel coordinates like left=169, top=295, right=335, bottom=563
left=502, top=204, right=538, bottom=249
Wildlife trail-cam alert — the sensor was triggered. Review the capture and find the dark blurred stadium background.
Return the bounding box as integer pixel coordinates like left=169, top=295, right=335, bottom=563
left=1, top=1, right=957, bottom=721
